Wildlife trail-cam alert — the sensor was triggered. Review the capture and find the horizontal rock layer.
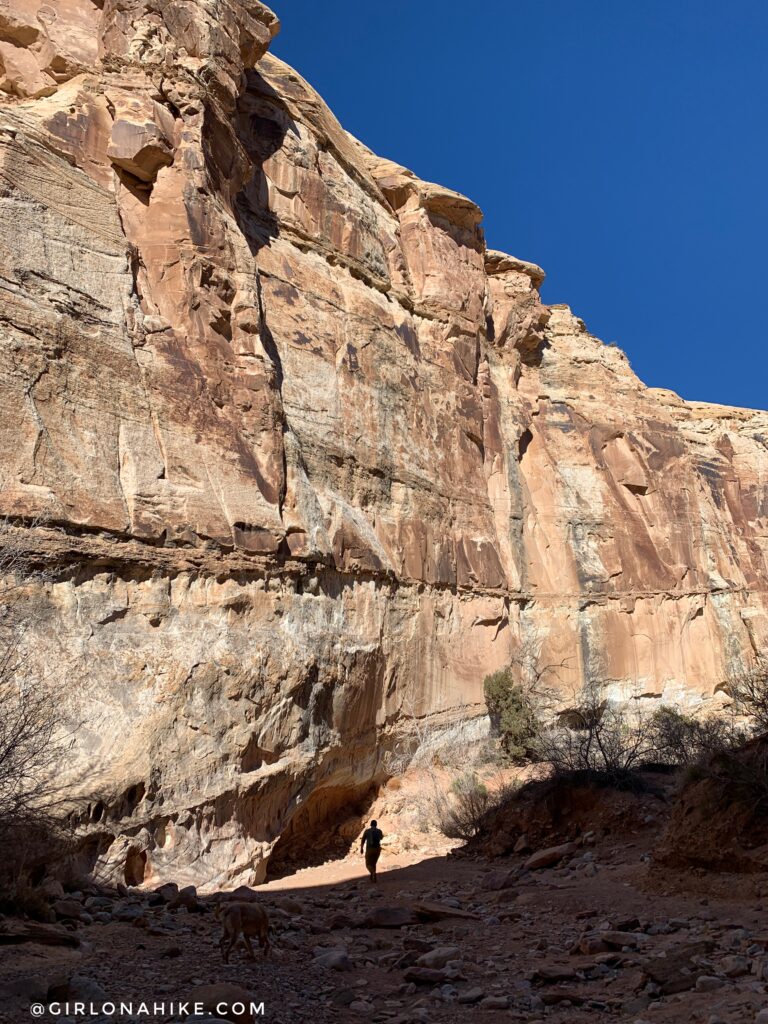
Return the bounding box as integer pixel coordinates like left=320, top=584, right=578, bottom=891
left=0, top=1, right=766, bottom=886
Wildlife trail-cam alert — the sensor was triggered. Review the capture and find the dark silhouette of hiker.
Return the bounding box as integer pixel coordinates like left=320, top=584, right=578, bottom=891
left=360, top=819, right=383, bottom=882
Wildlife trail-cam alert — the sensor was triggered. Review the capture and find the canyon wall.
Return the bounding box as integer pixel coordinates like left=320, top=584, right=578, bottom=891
left=1, top=1, right=766, bottom=887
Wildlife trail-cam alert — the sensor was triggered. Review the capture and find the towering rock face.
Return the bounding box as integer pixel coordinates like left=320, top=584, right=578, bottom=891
left=1, top=2, right=766, bottom=887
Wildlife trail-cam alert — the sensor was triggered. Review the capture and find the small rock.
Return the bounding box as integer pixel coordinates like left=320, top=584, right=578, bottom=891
left=169, top=885, right=199, bottom=912
left=313, top=948, right=352, bottom=971
left=113, top=904, right=144, bottom=923
left=51, top=899, right=82, bottom=921
left=479, top=995, right=509, bottom=1009
left=404, top=967, right=450, bottom=985
left=231, top=885, right=259, bottom=902
left=695, top=976, right=726, bottom=992
left=154, top=882, right=179, bottom=903
left=721, top=954, right=750, bottom=977
left=600, top=930, right=645, bottom=948
left=578, top=935, right=610, bottom=955
left=524, top=841, right=578, bottom=871
left=416, top=946, right=460, bottom=969
left=483, top=869, right=516, bottom=891
left=274, top=896, right=303, bottom=915
left=532, top=965, right=577, bottom=984
left=360, top=906, right=415, bottom=928
left=330, top=988, right=357, bottom=1007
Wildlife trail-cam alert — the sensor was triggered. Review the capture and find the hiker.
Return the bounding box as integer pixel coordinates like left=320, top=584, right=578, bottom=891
left=360, top=818, right=384, bottom=882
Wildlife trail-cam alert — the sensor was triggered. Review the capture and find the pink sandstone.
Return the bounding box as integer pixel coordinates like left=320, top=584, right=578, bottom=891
left=0, top=1, right=766, bottom=886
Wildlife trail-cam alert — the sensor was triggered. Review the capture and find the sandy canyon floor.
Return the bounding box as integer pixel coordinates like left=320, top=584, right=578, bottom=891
left=1, top=775, right=767, bottom=1024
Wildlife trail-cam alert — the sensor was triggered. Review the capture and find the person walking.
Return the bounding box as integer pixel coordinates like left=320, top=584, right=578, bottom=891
left=360, top=819, right=384, bottom=882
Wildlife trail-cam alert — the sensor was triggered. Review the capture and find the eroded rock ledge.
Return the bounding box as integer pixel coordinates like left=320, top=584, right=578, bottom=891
left=1, top=1, right=766, bottom=887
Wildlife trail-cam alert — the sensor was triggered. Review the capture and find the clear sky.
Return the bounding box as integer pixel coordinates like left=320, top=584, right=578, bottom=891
left=271, top=1, right=767, bottom=411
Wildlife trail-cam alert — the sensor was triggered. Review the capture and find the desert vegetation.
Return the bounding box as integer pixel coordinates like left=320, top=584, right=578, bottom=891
left=0, top=519, right=72, bottom=916
left=424, top=653, right=768, bottom=846
left=483, top=647, right=766, bottom=771
left=464, top=652, right=768, bottom=845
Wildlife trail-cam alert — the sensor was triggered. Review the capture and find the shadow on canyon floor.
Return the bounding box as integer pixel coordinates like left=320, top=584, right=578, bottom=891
left=4, top=824, right=768, bottom=1024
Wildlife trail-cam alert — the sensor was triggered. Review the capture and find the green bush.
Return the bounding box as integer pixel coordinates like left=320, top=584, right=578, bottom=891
left=483, top=668, right=540, bottom=761
left=450, top=772, right=488, bottom=799
left=435, top=772, right=492, bottom=841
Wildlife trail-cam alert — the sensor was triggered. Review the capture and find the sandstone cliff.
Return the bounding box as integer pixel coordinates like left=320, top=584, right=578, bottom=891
left=1, top=1, right=766, bottom=887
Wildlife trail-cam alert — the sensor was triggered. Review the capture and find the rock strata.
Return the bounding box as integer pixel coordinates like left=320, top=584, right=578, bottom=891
left=0, top=2, right=766, bottom=885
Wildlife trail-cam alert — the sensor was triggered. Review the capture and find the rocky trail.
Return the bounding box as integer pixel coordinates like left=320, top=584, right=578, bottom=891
left=3, top=791, right=768, bottom=1024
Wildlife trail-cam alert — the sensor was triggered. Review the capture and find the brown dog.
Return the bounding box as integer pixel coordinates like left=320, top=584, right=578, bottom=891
left=216, top=900, right=270, bottom=962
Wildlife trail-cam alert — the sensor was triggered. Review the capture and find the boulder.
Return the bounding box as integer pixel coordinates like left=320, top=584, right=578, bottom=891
left=416, top=946, right=461, bottom=969
left=0, top=974, right=50, bottom=1003
left=106, top=94, right=176, bottom=183
left=360, top=906, right=416, bottom=929
left=695, top=976, right=726, bottom=992
left=51, top=898, right=83, bottom=921
left=154, top=882, right=180, bottom=903
left=403, top=967, right=450, bottom=985
left=274, top=896, right=303, bottom=915
left=0, top=923, right=80, bottom=948
left=577, top=934, right=611, bottom=955
left=480, top=995, right=510, bottom=1009
left=412, top=901, right=479, bottom=922
left=524, top=842, right=578, bottom=871
left=482, top=868, right=517, bottom=891
left=641, top=940, right=717, bottom=995
left=532, top=965, right=578, bottom=984
left=169, top=885, right=200, bottom=912
left=231, top=885, right=260, bottom=902
left=312, top=948, right=352, bottom=971
left=600, top=930, right=646, bottom=949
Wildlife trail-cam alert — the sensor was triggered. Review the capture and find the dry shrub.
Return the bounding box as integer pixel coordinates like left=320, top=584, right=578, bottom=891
left=535, top=685, right=662, bottom=789
left=650, top=705, right=745, bottom=767
left=0, top=517, right=73, bottom=907
left=432, top=771, right=520, bottom=842
left=432, top=772, right=492, bottom=841
left=698, top=735, right=768, bottom=807
left=729, top=661, right=768, bottom=734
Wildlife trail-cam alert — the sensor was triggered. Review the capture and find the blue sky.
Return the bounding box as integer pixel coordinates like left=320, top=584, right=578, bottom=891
left=271, top=1, right=767, bottom=411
